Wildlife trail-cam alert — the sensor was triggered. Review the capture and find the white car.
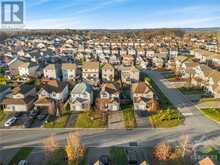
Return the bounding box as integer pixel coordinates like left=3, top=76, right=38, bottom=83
left=4, top=117, right=17, bottom=127
left=18, top=160, right=28, bottom=165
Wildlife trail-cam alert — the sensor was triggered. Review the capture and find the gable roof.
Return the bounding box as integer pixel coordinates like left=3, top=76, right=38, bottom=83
left=132, top=82, right=152, bottom=94
left=71, top=82, right=92, bottom=94
left=12, top=84, right=35, bottom=95
left=62, top=63, right=77, bottom=70
left=199, top=157, right=215, bottom=165
left=82, top=61, right=99, bottom=70
left=41, top=80, right=67, bottom=93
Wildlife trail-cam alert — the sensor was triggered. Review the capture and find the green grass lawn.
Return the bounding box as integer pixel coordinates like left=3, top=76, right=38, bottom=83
left=197, top=146, right=220, bottom=162
left=74, top=111, right=107, bottom=128
left=9, top=147, right=33, bottom=164
left=44, top=115, right=70, bottom=128
left=0, top=111, right=6, bottom=121
left=148, top=109, right=183, bottom=128
left=145, top=76, right=174, bottom=109
left=178, top=86, right=204, bottom=95
left=123, top=108, right=136, bottom=128
left=110, top=147, right=128, bottom=165
left=200, top=109, right=220, bottom=122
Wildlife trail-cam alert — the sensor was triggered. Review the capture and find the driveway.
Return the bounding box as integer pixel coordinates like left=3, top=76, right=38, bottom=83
left=108, top=111, right=125, bottom=129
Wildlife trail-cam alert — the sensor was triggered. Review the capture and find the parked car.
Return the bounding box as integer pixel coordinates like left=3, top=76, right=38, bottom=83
left=4, top=117, right=17, bottom=127
left=14, top=112, right=23, bottom=118
left=37, top=113, right=48, bottom=121
left=30, top=110, right=40, bottom=119
left=23, top=118, right=34, bottom=128
left=99, top=155, right=111, bottom=165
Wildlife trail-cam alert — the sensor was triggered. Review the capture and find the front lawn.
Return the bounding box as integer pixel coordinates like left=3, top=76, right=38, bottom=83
left=74, top=111, right=107, bottom=128
left=178, top=86, right=204, bottom=95
left=9, top=147, right=33, bottom=164
left=148, top=109, right=183, bottom=128
left=44, top=115, right=70, bottom=128
left=0, top=111, right=6, bottom=121
left=200, top=109, right=220, bottom=122
left=47, top=148, right=88, bottom=165
left=145, top=76, right=174, bottom=109
left=110, top=147, right=128, bottom=165
left=123, top=108, right=136, bottom=128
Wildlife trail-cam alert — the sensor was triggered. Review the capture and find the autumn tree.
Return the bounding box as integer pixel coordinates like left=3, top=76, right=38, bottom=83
left=42, top=135, right=58, bottom=158
left=153, top=143, right=172, bottom=161
left=65, top=132, right=85, bottom=162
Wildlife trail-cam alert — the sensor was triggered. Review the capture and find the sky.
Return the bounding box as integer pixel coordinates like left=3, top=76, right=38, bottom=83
left=20, top=0, right=220, bottom=29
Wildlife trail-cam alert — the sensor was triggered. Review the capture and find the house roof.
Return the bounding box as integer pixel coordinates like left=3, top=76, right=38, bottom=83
left=41, top=80, right=67, bottom=93
left=71, top=82, right=92, bottom=94
left=44, top=64, right=55, bottom=70
left=62, top=63, right=76, bottom=70
left=12, top=84, right=35, bottom=95
left=82, top=61, right=99, bottom=70
left=102, top=63, right=113, bottom=70
left=101, top=83, right=118, bottom=94
left=1, top=96, right=35, bottom=105
left=132, top=82, right=152, bottom=94
left=0, top=85, right=10, bottom=93
left=199, top=157, right=215, bottom=165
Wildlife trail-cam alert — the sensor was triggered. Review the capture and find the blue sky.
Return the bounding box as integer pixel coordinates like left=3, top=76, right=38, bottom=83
left=23, top=0, right=220, bottom=29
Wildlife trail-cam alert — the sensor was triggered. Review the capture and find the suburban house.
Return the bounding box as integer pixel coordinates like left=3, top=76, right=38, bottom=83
left=0, top=86, right=10, bottom=110
left=180, top=60, right=199, bottom=79
left=102, top=63, right=114, bottom=82
left=120, top=66, right=140, bottom=84
left=82, top=61, right=100, bottom=85
left=18, top=61, right=40, bottom=77
left=38, top=80, right=69, bottom=102
left=131, top=82, right=154, bottom=112
left=122, top=54, right=134, bottom=66
left=43, top=64, right=61, bottom=80
left=61, top=63, right=77, bottom=81
left=69, top=82, right=93, bottom=111
left=1, top=84, right=36, bottom=112
left=96, top=83, right=120, bottom=111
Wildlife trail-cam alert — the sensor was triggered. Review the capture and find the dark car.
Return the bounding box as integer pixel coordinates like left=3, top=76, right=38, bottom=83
left=37, top=113, right=48, bottom=121
left=99, top=155, right=111, bottom=165
left=14, top=112, right=23, bottom=118
left=30, top=110, right=40, bottom=119
left=23, top=118, right=33, bottom=128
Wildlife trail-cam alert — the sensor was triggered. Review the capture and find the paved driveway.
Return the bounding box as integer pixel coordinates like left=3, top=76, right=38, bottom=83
left=108, top=111, right=125, bottom=129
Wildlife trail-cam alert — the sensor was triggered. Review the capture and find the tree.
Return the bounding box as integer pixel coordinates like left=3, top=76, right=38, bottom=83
left=153, top=143, right=172, bottom=161
left=65, top=132, right=85, bottom=162
left=42, top=135, right=58, bottom=158
left=150, top=98, right=160, bottom=113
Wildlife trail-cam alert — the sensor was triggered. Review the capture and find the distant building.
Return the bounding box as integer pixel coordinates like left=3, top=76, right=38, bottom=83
left=82, top=61, right=100, bottom=85
left=43, top=64, right=61, bottom=80
left=102, top=63, right=114, bottom=82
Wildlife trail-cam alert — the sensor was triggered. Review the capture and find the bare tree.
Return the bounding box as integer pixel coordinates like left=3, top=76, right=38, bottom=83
left=65, top=132, right=85, bottom=162
left=42, top=135, right=58, bottom=158
left=153, top=143, right=172, bottom=161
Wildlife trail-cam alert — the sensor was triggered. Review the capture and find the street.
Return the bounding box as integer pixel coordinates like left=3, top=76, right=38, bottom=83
left=1, top=71, right=220, bottom=163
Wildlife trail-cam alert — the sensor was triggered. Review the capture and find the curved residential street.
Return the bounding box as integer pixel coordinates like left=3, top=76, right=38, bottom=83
left=1, top=71, right=220, bottom=160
